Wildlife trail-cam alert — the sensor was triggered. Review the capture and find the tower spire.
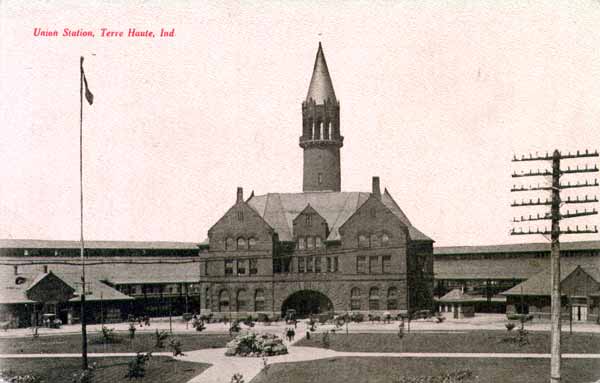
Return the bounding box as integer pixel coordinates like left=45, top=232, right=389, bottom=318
left=300, top=43, right=343, bottom=192
left=306, top=42, right=337, bottom=104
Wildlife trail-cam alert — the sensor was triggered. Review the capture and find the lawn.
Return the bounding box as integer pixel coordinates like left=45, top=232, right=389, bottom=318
left=0, top=356, right=210, bottom=383
left=250, top=357, right=600, bottom=383
left=0, top=332, right=231, bottom=354
left=297, top=330, right=600, bottom=354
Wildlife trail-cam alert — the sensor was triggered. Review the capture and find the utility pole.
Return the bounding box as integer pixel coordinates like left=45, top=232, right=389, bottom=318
left=511, top=149, right=599, bottom=383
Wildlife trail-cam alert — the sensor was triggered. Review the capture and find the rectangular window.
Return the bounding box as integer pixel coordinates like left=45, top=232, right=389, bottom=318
left=382, top=255, right=391, bottom=273
left=315, top=257, right=322, bottom=273
left=357, top=256, right=366, bottom=273
left=237, top=259, right=248, bottom=275
left=369, top=256, right=378, bottom=274
left=282, top=257, right=292, bottom=273
left=307, top=257, right=313, bottom=272
left=326, top=257, right=332, bottom=272
left=318, top=173, right=323, bottom=185
left=225, top=259, right=234, bottom=275
left=298, top=237, right=306, bottom=249
left=237, top=211, right=244, bottom=221
left=249, top=259, right=258, bottom=275
left=306, top=214, right=312, bottom=226
left=306, top=236, right=314, bottom=249
left=298, top=257, right=305, bottom=273
left=315, top=237, right=323, bottom=248
left=333, top=257, right=339, bottom=272
left=204, top=261, right=209, bottom=276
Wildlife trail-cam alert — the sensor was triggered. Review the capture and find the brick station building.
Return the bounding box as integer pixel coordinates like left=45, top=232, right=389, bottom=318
left=198, top=43, right=434, bottom=319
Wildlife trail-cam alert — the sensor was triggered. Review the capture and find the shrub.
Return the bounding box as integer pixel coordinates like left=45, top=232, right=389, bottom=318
left=397, top=369, right=474, bottom=383
left=154, top=329, right=169, bottom=348
left=125, top=352, right=152, bottom=379
left=350, top=312, right=364, bottom=323
left=169, top=338, right=185, bottom=356
left=182, top=313, right=193, bottom=322
left=0, top=371, right=43, bottom=383
left=243, top=316, right=255, bottom=327
left=230, top=373, right=245, bottom=383
left=322, top=330, right=331, bottom=349
left=71, top=363, right=96, bottom=383
left=505, top=322, right=516, bottom=332
left=257, top=313, right=270, bottom=324
left=225, top=332, right=288, bottom=357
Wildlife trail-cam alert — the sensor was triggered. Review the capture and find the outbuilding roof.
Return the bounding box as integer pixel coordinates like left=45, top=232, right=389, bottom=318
left=434, top=241, right=600, bottom=256
left=0, top=239, right=200, bottom=250
left=502, top=265, right=600, bottom=296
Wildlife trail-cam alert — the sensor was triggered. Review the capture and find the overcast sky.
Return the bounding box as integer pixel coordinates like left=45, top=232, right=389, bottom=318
left=1, top=1, right=600, bottom=247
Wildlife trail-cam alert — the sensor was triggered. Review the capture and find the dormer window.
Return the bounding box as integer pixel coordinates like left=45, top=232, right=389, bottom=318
left=237, top=237, right=247, bottom=250
left=306, top=236, right=314, bottom=249
left=237, top=211, right=244, bottom=222
left=381, top=233, right=390, bottom=246
left=248, top=237, right=257, bottom=249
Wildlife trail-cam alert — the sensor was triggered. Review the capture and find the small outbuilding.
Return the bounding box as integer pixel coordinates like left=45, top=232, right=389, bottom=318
left=436, top=288, right=477, bottom=319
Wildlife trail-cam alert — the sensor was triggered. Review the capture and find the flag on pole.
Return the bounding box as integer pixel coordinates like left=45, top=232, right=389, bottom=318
left=83, top=74, right=93, bottom=105
left=80, top=57, right=94, bottom=105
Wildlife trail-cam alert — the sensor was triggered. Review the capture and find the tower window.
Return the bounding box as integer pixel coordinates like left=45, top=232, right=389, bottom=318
left=318, top=173, right=323, bottom=185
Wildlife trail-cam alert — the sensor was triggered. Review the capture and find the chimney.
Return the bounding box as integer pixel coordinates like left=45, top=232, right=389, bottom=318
left=13, top=265, right=18, bottom=276
left=236, top=187, right=243, bottom=203
left=372, top=177, right=381, bottom=199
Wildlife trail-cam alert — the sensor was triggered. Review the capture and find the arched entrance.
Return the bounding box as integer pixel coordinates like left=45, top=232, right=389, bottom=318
left=281, top=290, right=333, bottom=318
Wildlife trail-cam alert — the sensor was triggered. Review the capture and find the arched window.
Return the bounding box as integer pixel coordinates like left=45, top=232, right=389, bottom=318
left=369, top=287, right=380, bottom=311
left=350, top=287, right=361, bottom=310
left=306, top=236, right=314, bottom=249
left=387, top=287, right=398, bottom=310
left=370, top=234, right=381, bottom=248
left=237, top=289, right=248, bottom=312
left=248, top=237, right=257, bottom=250
left=381, top=233, right=390, bottom=247
left=225, top=237, right=235, bottom=251
left=219, top=290, right=230, bottom=312
left=298, top=237, right=306, bottom=250
left=319, top=122, right=324, bottom=140
left=255, top=289, right=265, bottom=312
left=358, top=234, right=370, bottom=248
left=237, top=237, right=247, bottom=250
left=312, top=122, right=317, bottom=140
left=328, top=122, right=332, bottom=139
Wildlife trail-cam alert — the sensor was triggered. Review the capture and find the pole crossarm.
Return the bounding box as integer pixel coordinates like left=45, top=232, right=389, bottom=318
left=511, top=179, right=598, bottom=192
left=512, top=170, right=552, bottom=178
left=563, top=196, right=598, bottom=204
left=513, top=213, right=551, bottom=222
left=511, top=227, right=598, bottom=235
left=561, top=166, right=599, bottom=175
left=511, top=198, right=552, bottom=207
left=561, top=209, right=598, bottom=219
left=512, top=150, right=598, bottom=162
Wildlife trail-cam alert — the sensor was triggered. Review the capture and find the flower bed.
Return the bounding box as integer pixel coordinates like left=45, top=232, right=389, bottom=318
left=225, top=332, right=287, bottom=357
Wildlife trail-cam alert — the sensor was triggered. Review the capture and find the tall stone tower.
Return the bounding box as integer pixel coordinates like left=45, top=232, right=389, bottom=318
left=300, top=42, right=343, bottom=192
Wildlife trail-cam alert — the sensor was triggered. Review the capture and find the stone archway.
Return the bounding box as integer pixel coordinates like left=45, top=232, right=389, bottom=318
left=281, top=290, right=333, bottom=318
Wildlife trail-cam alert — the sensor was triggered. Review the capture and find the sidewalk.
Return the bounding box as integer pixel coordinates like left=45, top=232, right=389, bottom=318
left=2, top=314, right=599, bottom=339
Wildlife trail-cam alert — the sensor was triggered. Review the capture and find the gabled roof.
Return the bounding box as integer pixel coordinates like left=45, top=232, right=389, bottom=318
left=502, top=265, right=600, bottom=296
left=438, top=288, right=479, bottom=302
left=246, top=190, right=432, bottom=242
left=0, top=270, right=131, bottom=305
left=305, top=42, right=337, bottom=104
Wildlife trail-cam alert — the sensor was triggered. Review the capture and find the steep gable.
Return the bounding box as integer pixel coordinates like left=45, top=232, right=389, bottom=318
left=338, top=195, right=409, bottom=249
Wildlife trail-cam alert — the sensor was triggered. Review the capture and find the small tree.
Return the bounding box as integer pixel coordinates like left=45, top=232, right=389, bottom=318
left=128, top=322, right=136, bottom=340
left=154, top=329, right=169, bottom=348
left=126, top=352, right=152, bottom=379
left=230, top=373, right=245, bottom=383
left=505, top=322, right=516, bottom=332
left=101, top=326, right=119, bottom=344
